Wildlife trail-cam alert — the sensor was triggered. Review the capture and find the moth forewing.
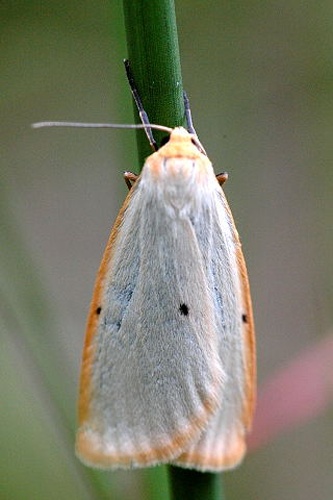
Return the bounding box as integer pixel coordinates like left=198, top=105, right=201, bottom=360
left=76, top=127, right=256, bottom=471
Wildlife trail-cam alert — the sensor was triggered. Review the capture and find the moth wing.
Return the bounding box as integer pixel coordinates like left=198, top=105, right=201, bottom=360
left=76, top=179, right=225, bottom=469
left=172, top=187, right=256, bottom=471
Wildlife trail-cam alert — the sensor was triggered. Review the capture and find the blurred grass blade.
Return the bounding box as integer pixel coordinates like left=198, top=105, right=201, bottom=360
left=0, top=189, right=114, bottom=498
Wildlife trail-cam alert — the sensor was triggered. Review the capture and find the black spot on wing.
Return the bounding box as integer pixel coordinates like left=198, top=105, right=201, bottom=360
left=242, top=313, right=248, bottom=323
left=179, top=303, right=189, bottom=316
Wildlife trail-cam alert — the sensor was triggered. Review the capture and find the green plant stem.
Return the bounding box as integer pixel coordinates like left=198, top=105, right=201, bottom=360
left=122, top=1, right=225, bottom=499
left=122, top=0, right=185, bottom=166
left=168, top=467, right=225, bottom=500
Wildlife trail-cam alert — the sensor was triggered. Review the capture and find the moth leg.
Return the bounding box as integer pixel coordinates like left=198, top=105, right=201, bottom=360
left=216, top=172, right=228, bottom=186
left=124, top=171, right=139, bottom=190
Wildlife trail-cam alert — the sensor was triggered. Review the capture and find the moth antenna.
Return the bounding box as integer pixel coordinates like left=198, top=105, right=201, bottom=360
left=183, top=91, right=197, bottom=135
left=31, top=122, right=173, bottom=133
left=124, top=59, right=158, bottom=151
left=182, top=91, right=207, bottom=156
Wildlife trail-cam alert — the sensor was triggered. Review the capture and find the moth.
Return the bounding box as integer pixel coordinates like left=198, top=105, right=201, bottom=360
left=47, top=61, right=256, bottom=471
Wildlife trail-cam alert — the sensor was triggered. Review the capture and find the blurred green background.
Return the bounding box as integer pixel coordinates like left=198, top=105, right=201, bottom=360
left=1, top=1, right=333, bottom=499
